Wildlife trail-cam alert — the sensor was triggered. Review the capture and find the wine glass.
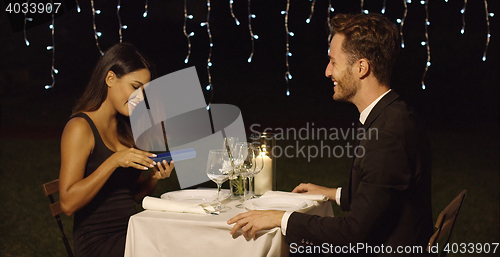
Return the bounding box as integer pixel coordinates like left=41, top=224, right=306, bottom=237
left=247, top=143, right=264, bottom=199
left=234, top=142, right=254, bottom=207
left=223, top=137, right=240, bottom=199
left=206, top=149, right=232, bottom=213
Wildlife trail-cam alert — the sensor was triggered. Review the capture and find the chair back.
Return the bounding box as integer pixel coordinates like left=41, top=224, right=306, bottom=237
left=427, top=190, right=467, bottom=256
left=42, top=179, right=74, bottom=257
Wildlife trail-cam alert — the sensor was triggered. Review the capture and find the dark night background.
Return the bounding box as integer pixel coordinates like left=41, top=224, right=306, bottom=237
left=0, top=0, right=499, bottom=255
left=0, top=0, right=498, bottom=133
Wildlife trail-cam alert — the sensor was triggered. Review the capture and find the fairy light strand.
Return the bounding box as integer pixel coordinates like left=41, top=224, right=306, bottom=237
left=90, top=0, right=104, bottom=55
left=327, top=0, right=334, bottom=46
left=247, top=0, right=257, bottom=63
left=204, top=0, right=213, bottom=110
left=397, top=0, right=409, bottom=49
left=283, top=0, right=292, bottom=96
left=381, top=0, right=387, bottom=14
left=306, top=0, right=316, bottom=24
left=76, top=0, right=81, bottom=13
left=143, top=0, right=148, bottom=17
left=183, top=0, right=194, bottom=64
left=421, top=0, right=430, bottom=90
left=23, top=0, right=31, bottom=46
left=229, top=0, right=240, bottom=25
left=117, top=0, right=123, bottom=43
left=461, top=0, right=467, bottom=34
left=45, top=0, right=56, bottom=89
left=482, top=0, right=491, bottom=61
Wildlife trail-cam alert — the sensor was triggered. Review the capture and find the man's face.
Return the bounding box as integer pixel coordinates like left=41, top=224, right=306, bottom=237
left=325, top=34, right=358, bottom=102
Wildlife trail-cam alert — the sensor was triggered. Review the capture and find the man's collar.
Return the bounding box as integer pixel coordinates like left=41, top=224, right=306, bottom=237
left=359, top=89, right=392, bottom=125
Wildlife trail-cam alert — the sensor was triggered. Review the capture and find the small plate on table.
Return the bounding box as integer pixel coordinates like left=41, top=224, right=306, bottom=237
left=161, top=189, right=230, bottom=205
left=243, top=197, right=315, bottom=212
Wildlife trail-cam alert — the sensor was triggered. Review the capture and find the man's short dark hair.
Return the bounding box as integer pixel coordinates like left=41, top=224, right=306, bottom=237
left=330, top=13, right=400, bottom=86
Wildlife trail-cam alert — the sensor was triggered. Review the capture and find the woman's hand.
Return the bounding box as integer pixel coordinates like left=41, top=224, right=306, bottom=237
left=151, top=160, right=174, bottom=180
left=111, top=148, right=157, bottom=170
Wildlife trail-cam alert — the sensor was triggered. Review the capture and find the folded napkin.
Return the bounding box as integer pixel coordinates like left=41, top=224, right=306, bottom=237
left=260, top=191, right=329, bottom=202
left=142, top=196, right=215, bottom=215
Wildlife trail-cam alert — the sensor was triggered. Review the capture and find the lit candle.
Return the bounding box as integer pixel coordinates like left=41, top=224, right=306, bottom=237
left=254, top=153, right=272, bottom=195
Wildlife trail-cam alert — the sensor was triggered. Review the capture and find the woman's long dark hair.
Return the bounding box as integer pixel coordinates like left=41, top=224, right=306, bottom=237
left=72, top=43, right=154, bottom=148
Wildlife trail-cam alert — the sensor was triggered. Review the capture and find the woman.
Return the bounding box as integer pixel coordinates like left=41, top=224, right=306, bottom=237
left=59, top=43, right=173, bottom=257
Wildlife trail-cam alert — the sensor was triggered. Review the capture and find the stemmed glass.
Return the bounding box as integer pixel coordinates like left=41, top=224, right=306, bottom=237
left=206, top=149, right=232, bottom=213
left=247, top=143, right=264, bottom=199
left=234, top=142, right=254, bottom=207
left=223, top=137, right=240, bottom=199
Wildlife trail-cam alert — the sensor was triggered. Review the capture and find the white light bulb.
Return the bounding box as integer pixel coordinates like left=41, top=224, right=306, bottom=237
left=251, top=14, right=256, bottom=18
left=330, top=7, right=334, bottom=12
left=427, top=61, right=431, bottom=66
left=184, top=58, right=189, bottom=64
left=210, top=43, right=213, bottom=47
left=289, top=32, right=294, bottom=36
left=281, top=11, right=286, bottom=15
left=426, top=21, right=430, bottom=25
left=49, top=24, right=53, bottom=29
left=422, top=84, right=426, bottom=90
left=401, top=43, right=405, bottom=48
left=420, top=0, right=425, bottom=4
left=288, top=73, right=292, bottom=79
left=489, top=13, right=494, bottom=17
left=189, top=32, right=194, bottom=37
left=206, top=85, right=211, bottom=90
left=236, top=20, right=240, bottom=25
left=27, top=18, right=33, bottom=21
left=306, top=18, right=310, bottom=23
left=407, top=0, right=412, bottom=3
left=206, top=105, right=210, bottom=110
left=253, top=35, right=259, bottom=39
left=482, top=56, right=486, bottom=61
left=397, top=19, right=402, bottom=23
left=247, top=57, right=252, bottom=63
left=77, top=6, right=81, bottom=13
left=95, top=10, right=101, bottom=14
left=25, top=40, right=30, bottom=46
left=200, top=22, right=206, bottom=26
left=188, top=15, right=193, bottom=19
left=45, top=85, right=51, bottom=89
left=381, top=8, right=386, bottom=14
left=208, top=62, right=212, bottom=67
left=47, top=46, right=53, bottom=50
left=421, top=41, right=426, bottom=46
left=97, top=32, right=102, bottom=37
left=460, top=9, right=464, bottom=14
left=143, top=11, right=148, bottom=17
left=461, top=28, right=464, bottom=34
left=122, top=25, right=128, bottom=29
left=363, top=10, right=369, bottom=14
left=287, top=52, right=292, bottom=57
left=54, top=69, right=59, bottom=74
left=286, top=90, right=290, bottom=96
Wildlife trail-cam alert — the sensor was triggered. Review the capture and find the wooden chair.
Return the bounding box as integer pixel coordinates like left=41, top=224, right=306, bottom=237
left=42, top=179, right=74, bottom=257
left=427, top=190, right=467, bottom=256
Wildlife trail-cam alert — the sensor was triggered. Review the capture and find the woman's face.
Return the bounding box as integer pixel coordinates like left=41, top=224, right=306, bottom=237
left=106, top=68, right=151, bottom=116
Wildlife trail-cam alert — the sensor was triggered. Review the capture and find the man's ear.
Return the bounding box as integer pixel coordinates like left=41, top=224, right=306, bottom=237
left=357, top=59, right=370, bottom=79
left=105, top=71, right=116, bottom=87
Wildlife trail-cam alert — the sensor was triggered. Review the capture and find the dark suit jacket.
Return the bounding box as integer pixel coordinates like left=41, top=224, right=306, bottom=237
left=286, top=91, right=434, bottom=256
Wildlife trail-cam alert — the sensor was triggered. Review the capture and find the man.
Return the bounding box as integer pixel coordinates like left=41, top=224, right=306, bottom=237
left=228, top=13, right=433, bottom=256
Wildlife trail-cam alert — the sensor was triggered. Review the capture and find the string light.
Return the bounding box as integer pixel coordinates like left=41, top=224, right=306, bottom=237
left=482, top=0, right=491, bottom=61
left=90, top=0, right=104, bottom=55
left=327, top=0, right=334, bottom=46
left=45, top=0, right=56, bottom=89
left=381, top=0, right=387, bottom=14
left=398, top=0, right=409, bottom=49
left=421, top=0, right=430, bottom=90
left=23, top=0, right=31, bottom=46
left=283, top=0, right=292, bottom=96
left=247, top=0, right=258, bottom=63
left=205, top=0, right=213, bottom=110
left=117, top=1, right=123, bottom=43
left=143, top=0, right=148, bottom=18
left=461, top=0, right=467, bottom=34
left=306, top=0, right=316, bottom=24
left=229, top=0, right=240, bottom=25
left=183, top=0, right=194, bottom=64
left=76, top=0, right=81, bottom=13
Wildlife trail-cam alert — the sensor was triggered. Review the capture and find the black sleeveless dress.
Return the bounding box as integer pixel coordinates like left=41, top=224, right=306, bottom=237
left=72, top=113, right=141, bottom=257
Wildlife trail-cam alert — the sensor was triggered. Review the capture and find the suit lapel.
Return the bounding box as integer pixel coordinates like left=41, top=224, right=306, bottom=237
left=362, top=90, right=400, bottom=130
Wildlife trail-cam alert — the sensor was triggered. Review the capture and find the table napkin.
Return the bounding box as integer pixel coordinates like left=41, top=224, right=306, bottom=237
left=260, top=191, right=329, bottom=202
left=142, top=196, right=216, bottom=214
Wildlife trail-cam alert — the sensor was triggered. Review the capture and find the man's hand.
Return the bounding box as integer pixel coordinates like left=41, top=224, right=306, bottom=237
left=227, top=210, right=285, bottom=240
left=292, top=183, right=337, bottom=201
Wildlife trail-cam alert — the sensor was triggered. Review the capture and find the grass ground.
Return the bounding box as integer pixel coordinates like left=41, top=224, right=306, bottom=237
left=0, top=126, right=498, bottom=256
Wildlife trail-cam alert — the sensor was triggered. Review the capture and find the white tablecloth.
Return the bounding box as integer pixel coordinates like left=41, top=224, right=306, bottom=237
left=124, top=197, right=333, bottom=257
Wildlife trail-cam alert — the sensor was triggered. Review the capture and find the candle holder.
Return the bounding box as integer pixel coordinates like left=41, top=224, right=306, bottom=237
left=250, top=132, right=276, bottom=195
